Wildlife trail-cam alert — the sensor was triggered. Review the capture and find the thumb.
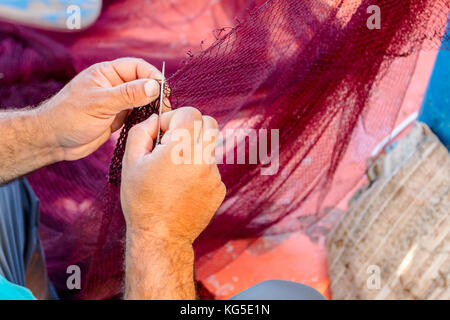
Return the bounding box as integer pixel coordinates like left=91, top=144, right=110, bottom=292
left=123, top=114, right=159, bottom=165
left=109, top=78, right=160, bottom=111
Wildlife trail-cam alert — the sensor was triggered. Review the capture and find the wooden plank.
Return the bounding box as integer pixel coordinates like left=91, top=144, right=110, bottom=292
left=326, top=123, right=450, bottom=299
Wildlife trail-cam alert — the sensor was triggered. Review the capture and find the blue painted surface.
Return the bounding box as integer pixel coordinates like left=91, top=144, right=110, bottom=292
left=0, top=0, right=99, bottom=25
left=0, top=0, right=96, bottom=8
left=0, top=1, right=37, bottom=9
left=419, top=31, right=450, bottom=150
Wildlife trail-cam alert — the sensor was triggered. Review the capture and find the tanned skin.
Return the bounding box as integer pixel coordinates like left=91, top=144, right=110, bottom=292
left=0, top=58, right=226, bottom=300
left=122, top=109, right=225, bottom=299
left=0, top=108, right=62, bottom=184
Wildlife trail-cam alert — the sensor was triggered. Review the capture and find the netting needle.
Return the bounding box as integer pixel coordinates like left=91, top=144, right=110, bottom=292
left=156, top=61, right=165, bottom=145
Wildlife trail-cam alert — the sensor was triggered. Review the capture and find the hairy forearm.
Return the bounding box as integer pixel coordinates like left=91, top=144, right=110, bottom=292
left=125, top=230, right=196, bottom=300
left=0, top=108, right=62, bottom=184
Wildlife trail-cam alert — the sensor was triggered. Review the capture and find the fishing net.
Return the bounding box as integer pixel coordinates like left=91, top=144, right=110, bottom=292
left=0, top=0, right=449, bottom=299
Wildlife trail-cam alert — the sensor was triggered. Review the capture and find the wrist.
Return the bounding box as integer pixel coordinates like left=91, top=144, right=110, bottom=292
left=125, top=228, right=196, bottom=300
left=34, top=103, right=65, bottom=163
left=126, top=228, right=194, bottom=254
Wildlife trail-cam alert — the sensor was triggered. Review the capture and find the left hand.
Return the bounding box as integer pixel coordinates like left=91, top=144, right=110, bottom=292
left=39, top=57, right=169, bottom=161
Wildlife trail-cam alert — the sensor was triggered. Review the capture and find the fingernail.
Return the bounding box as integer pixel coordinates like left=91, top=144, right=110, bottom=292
left=144, top=79, right=159, bottom=98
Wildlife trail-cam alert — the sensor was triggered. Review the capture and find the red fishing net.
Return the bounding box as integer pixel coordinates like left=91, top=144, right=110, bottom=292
left=0, top=0, right=449, bottom=299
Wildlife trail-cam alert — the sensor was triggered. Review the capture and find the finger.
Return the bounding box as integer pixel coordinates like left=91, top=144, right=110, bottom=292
left=160, top=107, right=202, bottom=131
left=110, top=109, right=130, bottom=132
left=162, top=96, right=172, bottom=113
left=66, top=129, right=112, bottom=160
left=109, top=57, right=163, bottom=82
left=201, top=116, right=220, bottom=163
left=159, top=109, right=176, bottom=132
left=123, top=114, right=159, bottom=165
left=108, top=78, right=160, bottom=112
left=160, top=106, right=202, bottom=133
left=162, top=84, right=172, bottom=113
left=201, top=115, right=219, bottom=141
left=160, top=107, right=203, bottom=146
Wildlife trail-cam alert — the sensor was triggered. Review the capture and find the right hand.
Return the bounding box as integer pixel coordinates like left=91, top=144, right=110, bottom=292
left=120, top=107, right=226, bottom=245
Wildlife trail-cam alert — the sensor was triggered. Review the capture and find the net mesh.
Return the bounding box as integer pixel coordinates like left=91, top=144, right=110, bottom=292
left=0, top=0, right=449, bottom=299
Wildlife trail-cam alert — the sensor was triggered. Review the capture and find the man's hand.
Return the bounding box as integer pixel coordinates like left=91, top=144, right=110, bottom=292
left=39, top=57, right=166, bottom=161
left=121, top=107, right=226, bottom=244
left=0, top=58, right=166, bottom=184
left=121, top=107, right=226, bottom=299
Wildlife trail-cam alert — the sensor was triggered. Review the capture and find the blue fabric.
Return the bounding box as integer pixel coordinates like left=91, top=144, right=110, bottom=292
left=229, top=280, right=325, bottom=300
left=0, top=179, right=39, bottom=286
left=0, top=275, right=36, bottom=300
left=419, top=21, right=450, bottom=150
left=0, top=179, right=40, bottom=300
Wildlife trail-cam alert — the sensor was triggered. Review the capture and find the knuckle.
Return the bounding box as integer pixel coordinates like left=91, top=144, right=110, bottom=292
left=91, top=61, right=109, bottom=73
left=84, top=64, right=101, bottom=77
left=120, top=83, right=137, bottom=105
left=117, top=57, right=148, bottom=68
left=202, top=115, right=219, bottom=128
left=179, top=106, right=202, bottom=120
left=135, top=57, right=147, bottom=65
left=217, top=181, right=227, bottom=198
left=113, top=57, right=134, bottom=64
left=88, top=61, right=104, bottom=70
left=209, top=166, right=222, bottom=183
left=112, top=57, right=128, bottom=63
left=199, top=163, right=212, bottom=176
left=84, top=62, right=110, bottom=80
